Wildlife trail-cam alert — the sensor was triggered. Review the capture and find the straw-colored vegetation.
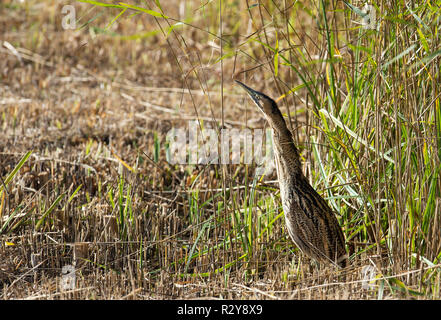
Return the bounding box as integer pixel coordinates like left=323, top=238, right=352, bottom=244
left=1, top=0, right=440, bottom=299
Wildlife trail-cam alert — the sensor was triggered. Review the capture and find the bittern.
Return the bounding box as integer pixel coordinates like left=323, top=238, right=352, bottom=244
left=236, top=80, right=348, bottom=268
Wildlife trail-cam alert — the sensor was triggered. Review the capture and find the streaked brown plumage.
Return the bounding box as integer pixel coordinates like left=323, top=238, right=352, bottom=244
left=236, top=80, right=348, bottom=268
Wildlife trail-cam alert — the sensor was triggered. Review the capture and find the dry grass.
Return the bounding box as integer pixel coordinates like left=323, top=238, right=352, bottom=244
left=1, top=0, right=440, bottom=299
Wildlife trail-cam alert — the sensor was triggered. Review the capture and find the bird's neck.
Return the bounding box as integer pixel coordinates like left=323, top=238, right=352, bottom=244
left=271, top=126, right=303, bottom=184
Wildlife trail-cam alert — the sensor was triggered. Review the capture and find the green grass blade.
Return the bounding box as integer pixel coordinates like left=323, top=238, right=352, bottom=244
left=35, top=193, right=66, bottom=230
left=0, top=150, right=32, bottom=194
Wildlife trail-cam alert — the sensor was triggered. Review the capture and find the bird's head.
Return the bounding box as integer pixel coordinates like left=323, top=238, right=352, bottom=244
left=235, top=80, right=285, bottom=130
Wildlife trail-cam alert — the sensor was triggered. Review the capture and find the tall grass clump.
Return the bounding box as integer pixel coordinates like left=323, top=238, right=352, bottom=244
left=240, top=0, right=441, bottom=295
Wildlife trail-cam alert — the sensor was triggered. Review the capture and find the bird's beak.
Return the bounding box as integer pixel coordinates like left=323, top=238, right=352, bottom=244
left=234, top=80, right=263, bottom=111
